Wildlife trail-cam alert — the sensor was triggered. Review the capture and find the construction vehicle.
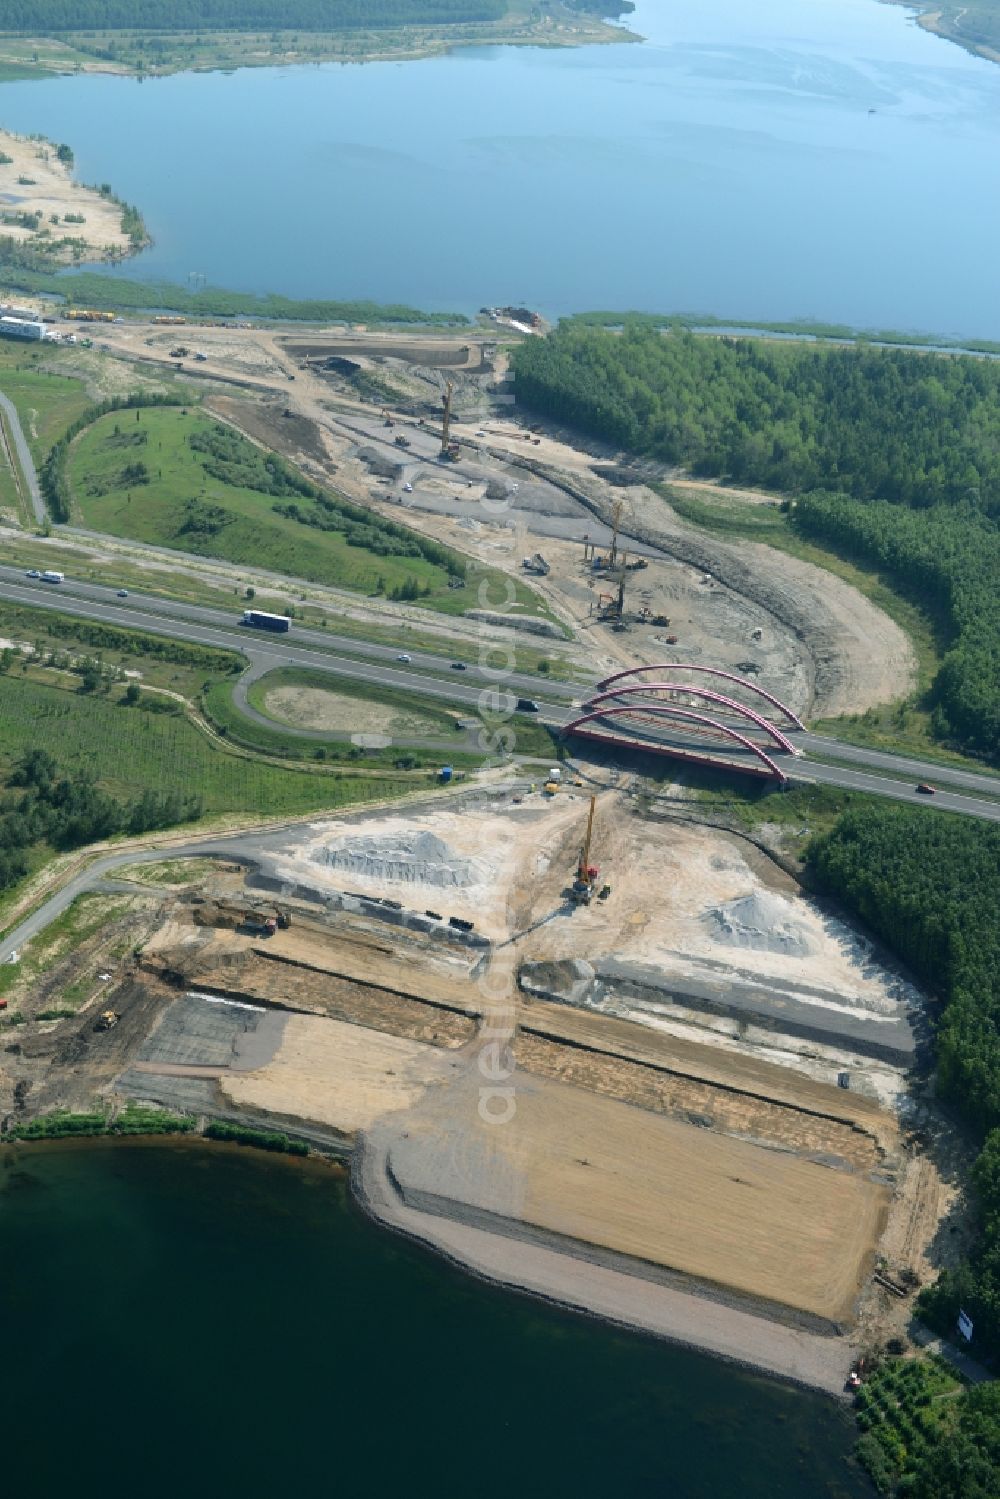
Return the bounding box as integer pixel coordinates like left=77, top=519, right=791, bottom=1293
left=63, top=308, right=116, bottom=322
left=244, top=913, right=278, bottom=936
left=95, top=1010, right=120, bottom=1031
left=608, top=499, right=624, bottom=570
left=193, top=899, right=290, bottom=935
left=652, top=614, right=670, bottom=627
left=394, top=434, right=411, bottom=448
left=439, top=380, right=460, bottom=460
left=571, top=796, right=600, bottom=904
left=597, top=573, right=627, bottom=624
left=543, top=780, right=560, bottom=796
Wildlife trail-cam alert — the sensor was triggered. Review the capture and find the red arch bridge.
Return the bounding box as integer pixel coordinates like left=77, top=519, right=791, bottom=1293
left=561, top=665, right=804, bottom=783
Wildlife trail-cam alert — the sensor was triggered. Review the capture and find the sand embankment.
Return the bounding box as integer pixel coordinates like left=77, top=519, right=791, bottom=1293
left=0, top=129, right=134, bottom=262
left=352, top=1126, right=858, bottom=1397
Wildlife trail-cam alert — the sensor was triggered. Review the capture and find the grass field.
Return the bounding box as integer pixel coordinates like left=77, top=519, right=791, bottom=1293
left=66, top=405, right=545, bottom=618
left=0, top=351, right=92, bottom=463
left=0, top=403, right=27, bottom=522
left=0, top=673, right=414, bottom=817
left=0, top=598, right=242, bottom=697
left=241, top=665, right=559, bottom=759
left=249, top=665, right=463, bottom=738
left=202, top=676, right=479, bottom=770
left=0, top=890, right=130, bottom=1001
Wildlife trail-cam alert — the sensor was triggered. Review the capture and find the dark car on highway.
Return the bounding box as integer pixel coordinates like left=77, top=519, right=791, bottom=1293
left=451, top=661, right=467, bottom=670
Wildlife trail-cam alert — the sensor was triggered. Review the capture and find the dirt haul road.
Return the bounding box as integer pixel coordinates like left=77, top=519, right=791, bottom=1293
left=89, top=321, right=915, bottom=719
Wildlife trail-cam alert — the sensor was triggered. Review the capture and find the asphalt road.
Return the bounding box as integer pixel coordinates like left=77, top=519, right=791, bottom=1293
left=798, top=732, right=1000, bottom=797
left=2, top=570, right=999, bottom=823
left=0, top=388, right=43, bottom=525
left=0, top=834, right=265, bottom=964
left=0, top=569, right=576, bottom=717
left=791, top=758, right=1000, bottom=822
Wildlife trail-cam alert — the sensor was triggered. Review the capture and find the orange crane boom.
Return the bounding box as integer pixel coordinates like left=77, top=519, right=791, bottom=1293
left=572, top=795, right=599, bottom=903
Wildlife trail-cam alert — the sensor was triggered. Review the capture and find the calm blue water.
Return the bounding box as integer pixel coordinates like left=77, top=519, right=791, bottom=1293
left=0, top=1, right=998, bottom=332
left=1, top=1141, right=871, bottom=1498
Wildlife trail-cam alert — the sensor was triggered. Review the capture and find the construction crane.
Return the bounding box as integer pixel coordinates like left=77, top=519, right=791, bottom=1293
left=571, top=795, right=600, bottom=904
left=440, top=379, right=459, bottom=460
left=608, top=498, right=624, bottom=569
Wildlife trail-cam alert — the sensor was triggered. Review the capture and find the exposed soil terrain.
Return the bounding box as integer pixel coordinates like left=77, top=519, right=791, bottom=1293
left=89, top=320, right=917, bottom=720
left=0, top=128, right=134, bottom=261
left=0, top=788, right=947, bottom=1390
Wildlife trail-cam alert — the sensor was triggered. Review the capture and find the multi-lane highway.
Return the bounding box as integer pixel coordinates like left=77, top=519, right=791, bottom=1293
left=3, top=567, right=999, bottom=822
left=0, top=566, right=577, bottom=715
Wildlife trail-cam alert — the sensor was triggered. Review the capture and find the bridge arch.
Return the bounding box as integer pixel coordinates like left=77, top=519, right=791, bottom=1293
left=596, top=664, right=804, bottom=730
left=562, top=705, right=788, bottom=782
left=584, top=684, right=797, bottom=754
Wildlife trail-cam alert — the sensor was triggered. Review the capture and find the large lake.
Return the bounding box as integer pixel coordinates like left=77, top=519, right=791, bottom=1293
left=2, top=1141, right=870, bottom=1498
left=0, top=0, right=998, bottom=338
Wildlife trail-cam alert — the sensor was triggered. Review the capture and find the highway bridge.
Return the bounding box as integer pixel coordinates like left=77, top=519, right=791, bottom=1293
left=2, top=567, right=999, bottom=823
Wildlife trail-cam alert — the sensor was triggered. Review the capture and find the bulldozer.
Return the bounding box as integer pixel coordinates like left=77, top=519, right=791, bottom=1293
left=94, top=1010, right=119, bottom=1031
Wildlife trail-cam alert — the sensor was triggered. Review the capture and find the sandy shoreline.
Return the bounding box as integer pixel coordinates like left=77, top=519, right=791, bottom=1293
left=0, top=127, right=138, bottom=263
left=351, top=1129, right=856, bottom=1398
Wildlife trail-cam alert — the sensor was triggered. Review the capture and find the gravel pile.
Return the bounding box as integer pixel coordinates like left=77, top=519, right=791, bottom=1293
left=703, top=890, right=816, bottom=958
left=313, top=830, right=492, bottom=888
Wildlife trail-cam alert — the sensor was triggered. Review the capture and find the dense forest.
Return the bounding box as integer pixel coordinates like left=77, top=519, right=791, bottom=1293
left=808, top=804, right=1000, bottom=1494
left=794, top=493, right=999, bottom=760
left=807, top=807, right=1000, bottom=1354
left=513, top=325, right=1000, bottom=761
left=0, top=0, right=505, bottom=30
left=513, top=325, right=1000, bottom=513
left=0, top=747, right=201, bottom=890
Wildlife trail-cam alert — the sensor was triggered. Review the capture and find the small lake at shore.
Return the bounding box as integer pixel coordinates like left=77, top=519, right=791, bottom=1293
left=0, top=0, right=998, bottom=338
left=1, top=1141, right=871, bottom=1498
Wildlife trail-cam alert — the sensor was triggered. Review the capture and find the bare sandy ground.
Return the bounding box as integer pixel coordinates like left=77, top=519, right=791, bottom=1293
left=525, top=816, right=921, bottom=1018
left=267, top=798, right=586, bottom=941
left=355, top=1120, right=859, bottom=1395
left=221, top=1014, right=448, bottom=1133
left=261, top=685, right=439, bottom=736
left=473, top=417, right=916, bottom=719
left=0, top=130, right=132, bottom=260
left=85, top=320, right=914, bottom=717
left=586, top=478, right=916, bottom=720
left=387, top=1066, right=888, bottom=1326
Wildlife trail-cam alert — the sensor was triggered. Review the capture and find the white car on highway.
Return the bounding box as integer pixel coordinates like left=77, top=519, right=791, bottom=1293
left=397, top=653, right=412, bottom=663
